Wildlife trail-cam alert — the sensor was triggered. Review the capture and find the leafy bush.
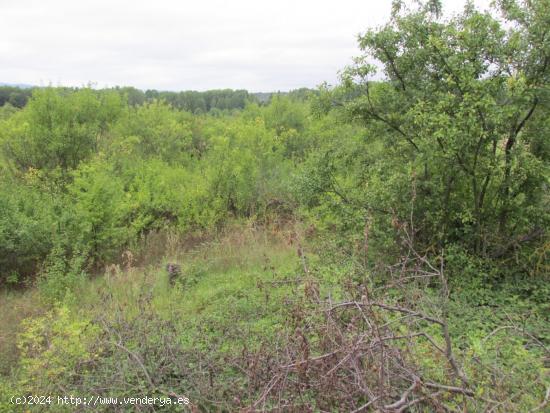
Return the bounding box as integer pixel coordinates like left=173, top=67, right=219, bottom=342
left=68, top=159, right=134, bottom=265
left=110, top=100, right=193, bottom=163
left=0, top=178, right=56, bottom=285
left=37, top=241, right=87, bottom=304
left=0, top=88, right=123, bottom=172
left=17, top=306, right=99, bottom=396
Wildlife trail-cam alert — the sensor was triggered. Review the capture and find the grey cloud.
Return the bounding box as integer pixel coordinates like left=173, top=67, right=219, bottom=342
left=0, top=0, right=490, bottom=91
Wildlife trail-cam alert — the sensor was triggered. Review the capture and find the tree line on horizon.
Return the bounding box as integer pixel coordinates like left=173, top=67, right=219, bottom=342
left=0, top=84, right=317, bottom=113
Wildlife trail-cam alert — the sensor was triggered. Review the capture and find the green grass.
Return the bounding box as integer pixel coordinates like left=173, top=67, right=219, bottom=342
left=0, top=289, right=44, bottom=375
left=70, top=224, right=305, bottom=353
left=0, top=224, right=311, bottom=411
left=1, top=224, right=548, bottom=412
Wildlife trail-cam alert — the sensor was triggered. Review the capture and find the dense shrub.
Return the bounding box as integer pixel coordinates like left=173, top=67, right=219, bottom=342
left=0, top=177, right=57, bottom=285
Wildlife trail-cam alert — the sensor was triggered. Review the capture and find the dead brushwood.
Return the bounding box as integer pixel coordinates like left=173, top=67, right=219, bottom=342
left=243, top=227, right=540, bottom=412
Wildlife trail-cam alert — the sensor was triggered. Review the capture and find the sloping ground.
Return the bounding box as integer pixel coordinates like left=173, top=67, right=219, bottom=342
left=0, top=224, right=310, bottom=411
left=1, top=224, right=548, bottom=412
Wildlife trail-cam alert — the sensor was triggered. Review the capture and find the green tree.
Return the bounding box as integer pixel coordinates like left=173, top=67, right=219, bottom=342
left=337, top=0, right=549, bottom=255
left=0, top=103, right=17, bottom=121
left=0, top=172, right=58, bottom=284
left=68, top=159, right=133, bottom=264
left=0, top=88, right=123, bottom=173
left=110, top=100, right=192, bottom=163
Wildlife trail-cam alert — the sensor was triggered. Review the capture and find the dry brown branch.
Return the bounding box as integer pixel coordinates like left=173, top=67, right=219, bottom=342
left=330, top=300, right=445, bottom=326
left=111, top=341, right=154, bottom=388
left=484, top=325, right=549, bottom=355
left=424, top=382, right=474, bottom=396
left=241, top=225, right=547, bottom=412
left=383, top=378, right=421, bottom=410
left=350, top=396, right=382, bottom=413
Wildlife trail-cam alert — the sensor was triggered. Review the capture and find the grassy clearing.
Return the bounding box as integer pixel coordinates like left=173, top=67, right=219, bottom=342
left=77, top=223, right=304, bottom=347
left=1, top=223, right=311, bottom=411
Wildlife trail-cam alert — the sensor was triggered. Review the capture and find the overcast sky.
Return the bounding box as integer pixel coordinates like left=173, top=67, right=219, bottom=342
left=0, top=0, right=491, bottom=92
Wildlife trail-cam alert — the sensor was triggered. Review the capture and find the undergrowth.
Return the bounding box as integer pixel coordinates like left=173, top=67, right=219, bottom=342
left=1, top=223, right=548, bottom=412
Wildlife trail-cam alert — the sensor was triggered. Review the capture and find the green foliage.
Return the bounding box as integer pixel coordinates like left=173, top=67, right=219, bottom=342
left=0, top=175, right=57, bottom=284
left=0, top=376, right=23, bottom=413
left=323, top=0, right=550, bottom=255
left=0, top=3, right=548, bottom=409
left=0, top=103, right=17, bottom=121
left=37, top=240, right=87, bottom=304
left=17, top=306, right=99, bottom=395
left=262, top=95, right=314, bottom=160
left=110, top=100, right=193, bottom=163
left=0, top=88, right=124, bottom=172
left=0, top=87, right=309, bottom=286
left=263, top=94, right=307, bottom=135
left=0, top=86, right=32, bottom=108
left=203, top=117, right=290, bottom=221
left=146, top=88, right=251, bottom=112
left=68, top=159, right=134, bottom=264
left=119, top=158, right=211, bottom=231
left=465, top=330, right=548, bottom=408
